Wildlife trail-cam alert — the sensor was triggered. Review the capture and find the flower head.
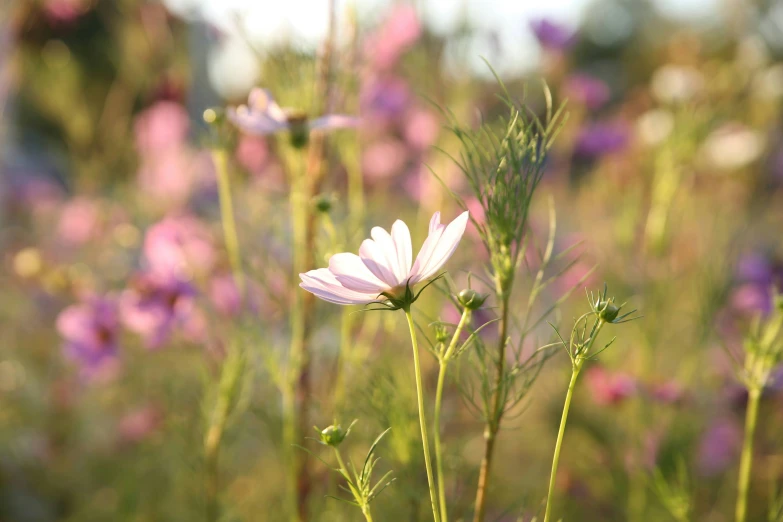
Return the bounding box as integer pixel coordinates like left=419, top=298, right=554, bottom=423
left=227, top=88, right=358, bottom=147
left=530, top=19, right=576, bottom=51
left=56, top=296, right=120, bottom=378
left=300, top=211, right=469, bottom=308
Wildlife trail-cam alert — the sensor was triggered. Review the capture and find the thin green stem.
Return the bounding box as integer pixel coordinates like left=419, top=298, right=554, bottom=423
left=544, top=320, right=605, bottom=522
left=405, top=308, right=442, bottom=522
left=434, top=308, right=471, bottom=522
left=543, top=366, right=580, bottom=522
left=204, top=381, right=231, bottom=522
left=281, top=148, right=308, bottom=522
left=212, top=148, right=244, bottom=295
left=735, top=386, right=761, bottom=522
left=473, top=292, right=510, bottom=522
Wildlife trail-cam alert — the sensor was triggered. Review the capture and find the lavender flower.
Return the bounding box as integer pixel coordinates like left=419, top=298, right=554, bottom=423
left=227, top=88, right=358, bottom=147
left=56, top=296, right=120, bottom=378
left=120, top=272, right=203, bottom=349
left=574, top=122, right=629, bottom=158
left=530, top=19, right=576, bottom=51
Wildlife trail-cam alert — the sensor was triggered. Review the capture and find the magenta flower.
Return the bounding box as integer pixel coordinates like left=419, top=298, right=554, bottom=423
left=364, top=5, right=422, bottom=70
left=228, top=89, right=358, bottom=143
left=120, top=272, right=203, bottom=349
left=56, top=296, right=120, bottom=377
left=300, top=211, right=469, bottom=305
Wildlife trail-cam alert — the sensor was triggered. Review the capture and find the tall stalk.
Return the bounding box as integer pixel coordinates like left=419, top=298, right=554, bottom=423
left=472, top=292, right=509, bottom=522
left=434, top=307, right=471, bottom=522
left=405, top=308, right=442, bottom=522
left=735, top=386, right=761, bottom=522
left=205, top=148, right=245, bottom=522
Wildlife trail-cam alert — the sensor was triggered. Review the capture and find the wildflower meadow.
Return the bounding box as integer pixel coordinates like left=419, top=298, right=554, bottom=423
left=3, top=1, right=783, bottom=521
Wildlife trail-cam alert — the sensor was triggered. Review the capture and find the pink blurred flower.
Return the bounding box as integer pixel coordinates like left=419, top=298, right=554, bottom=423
left=120, top=272, right=204, bottom=349
left=564, top=74, right=611, bottom=110
left=365, top=5, right=422, bottom=70
left=56, top=295, right=120, bottom=379
left=57, top=198, right=100, bottom=246
left=585, top=365, right=637, bottom=406
left=143, top=215, right=216, bottom=278
left=118, top=405, right=164, bottom=445
left=234, top=134, right=270, bottom=175
left=209, top=273, right=260, bottom=317
left=43, top=0, right=89, bottom=24
left=135, top=101, right=190, bottom=155
left=136, top=149, right=196, bottom=205
left=360, top=76, right=411, bottom=123
left=649, top=380, right=685, bottom=405
left=404, top=109, right=440, bottom=151
left=362, top=139, right=410, bottom=181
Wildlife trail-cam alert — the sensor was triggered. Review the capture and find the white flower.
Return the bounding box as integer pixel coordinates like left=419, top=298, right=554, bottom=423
left=300, top=211, right=470, bottom=306
left=227, top=88, right=358, bottom=136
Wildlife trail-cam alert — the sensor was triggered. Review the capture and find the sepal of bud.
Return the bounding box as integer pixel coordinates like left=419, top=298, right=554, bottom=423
left=434, top=323, right=450, bottom=343
left=596, top=300, right=620, bottom=323
left=458, top=289, right=487, bottom=310
left=314, top=420, right=357, bottom=447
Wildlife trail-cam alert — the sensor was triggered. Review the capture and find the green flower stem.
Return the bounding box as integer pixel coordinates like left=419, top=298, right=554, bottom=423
left=285, top=150, right=309, bottom=522
left=543, top=365, right=580, bottom=522
left=543, top=319, right=605, bottom=522
left=735, top=386, right=761, bottom=522
left=333, top=449, right=374, bottom=522
left=212, top=148, right=244, bottom=295
left=434, top=308, right=471, bottom=522
left=473, top=292, right=510, bottom=522
left=405, top=308, right=442, bottom=522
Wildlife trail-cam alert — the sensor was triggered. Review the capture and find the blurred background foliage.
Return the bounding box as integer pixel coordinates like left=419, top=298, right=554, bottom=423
left=2, top=0, right=783, bottom=521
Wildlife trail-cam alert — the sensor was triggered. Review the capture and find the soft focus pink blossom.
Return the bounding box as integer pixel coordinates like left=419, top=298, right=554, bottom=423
left=564, top=74, right=611, bottom=110
left=120, top=272, right=204, bottom=349
left=143, top=215, right=215, bottom=278
left=235, top=134, right=270, bottom=175
left=585, top=366, right=637, bottom=406
left=57, top=198, right=100, bottom=246
left=300, top=211, right=469, bottom=305
left=118, top=405, right=164, bottom=445
left=362, top=139, right=409, bottom=180
left=365, top=5, right=421, bottom=71
left=404, top=109, right=440, bottom=151
left=134, top=101, right=190, bottom=155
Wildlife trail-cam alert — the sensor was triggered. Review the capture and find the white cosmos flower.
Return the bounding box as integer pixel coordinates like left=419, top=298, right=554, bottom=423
left=300, top=211, right=470, bottom=306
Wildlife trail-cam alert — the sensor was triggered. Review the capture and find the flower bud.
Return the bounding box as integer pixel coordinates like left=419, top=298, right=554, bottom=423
left=434, top=323, right=450, bottom=343
left=596, top=300, right=620, bottom=322
left=458, top=289, right=487, bottom=310
left=318, top=424, right=348, bottom=447
left=314, top=195, right=332, bottom=214
left=287, top=112, right=310, bottom=149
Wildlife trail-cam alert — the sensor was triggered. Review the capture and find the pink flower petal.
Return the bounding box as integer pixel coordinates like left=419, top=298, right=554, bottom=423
left=329, top=253, right=390, bottom=294
left=310, top=115, right=360, bottom=130
left=300, top=269, right=379, bottom=305
left=411, top=211, right=469, bottom=283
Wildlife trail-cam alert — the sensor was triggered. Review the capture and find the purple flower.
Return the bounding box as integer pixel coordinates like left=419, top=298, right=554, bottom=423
left=530, top=19, right=576, bottom=51
left=697, top=418, right=741, bottom=476
left=360, top=76, right=411, bottom=122
left=574, top=122, right=629, bottom=158
left=228, top=88, right=358, bottom=140
left=730, top=253, right=783, bottom=315
left=56, top=296, right=120, bottom=379
left=120, top=272, right=204, bottom=349
left=564, top=74, right=611, bottom=110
